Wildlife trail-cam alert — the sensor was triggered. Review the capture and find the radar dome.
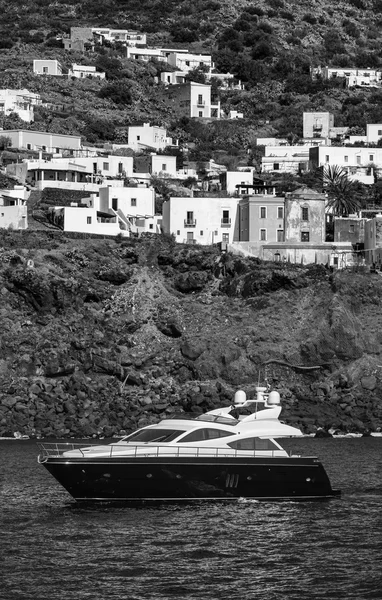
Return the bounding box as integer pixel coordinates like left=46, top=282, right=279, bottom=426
left=234, top=390, right=246, bottom=404
left=268, top=391, right=281, bottom=405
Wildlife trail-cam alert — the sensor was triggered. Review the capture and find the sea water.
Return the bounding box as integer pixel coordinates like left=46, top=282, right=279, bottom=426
left=1, top=437, right=381, bottom=600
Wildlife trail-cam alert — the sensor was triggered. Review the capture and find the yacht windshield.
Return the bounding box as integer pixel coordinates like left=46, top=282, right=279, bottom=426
left=122, top=428, right=185, bottom=443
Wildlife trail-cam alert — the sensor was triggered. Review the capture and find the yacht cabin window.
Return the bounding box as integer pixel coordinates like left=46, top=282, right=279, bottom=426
left=122, top=428, right=185, bottom=443
left=228, top=438, right=279, bottom=451
left=179, top=428, right=233, bottom=443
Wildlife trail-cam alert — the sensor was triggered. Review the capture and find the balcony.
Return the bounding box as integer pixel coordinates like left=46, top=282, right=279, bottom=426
left=184, top=219, right=196, bottom=227
left=221, top=217, right=231, bottom=227
left=197, top=100, right=205, bottom=107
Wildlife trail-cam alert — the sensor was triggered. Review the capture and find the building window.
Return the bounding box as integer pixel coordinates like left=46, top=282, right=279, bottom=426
left=177, top=230, right=180, bottom=235
left=112, top=197, right=118, bottom=211
left=198, top=94, right=203, bottom=105
left=344, top=155, right=348, bottom=162
left=200, top=230, right=203, bottom=235
left=27, top=144, right=32, bottom=150
left=222, top=210, right=230, bottom=224
left=378, top=130, right=382, bottom=135
left=87, top=217, right=92, bottom=225
left=118, top=162, right=123, bottom=173
left=349, top=224, right=355, bottom=233
left=222, top=233, right=229, bottom=243
left=162, top=164, right=167, bottom=171
left=370, top=155, right=374, bottom=162
left=273, top=163, right=279, bottom=170
left=277, top=206, right=284, bottom=219
left=301, top=231, right=309, bottom=242
left=301, top=207, right=309, bottom=221
left=43, top=66, right=48, bottom=74
left=325, top=155, right=329, bottom=163
left=103, top=162, right=109, bottom=170
left=277, top=229, right=284, bottom=242
left=260, top=206, right=266, bottom=219
left=56, top=148, right=60, bottom=153
left=137, top=135, right=140, bottom=141
left=41, top=145, right=46, bottom=151
left=260, top=229, right=266, bottom=241
left=198, top=111, right=203, bottom=117
left=131, top=198, right=137, bottom=206
left=149, top=224, right=153, bottom=229
left=356, top=156, right=361, bottom=164
left=186, top=61, right=190, bottom=66
left=186, top=211, right=194, bottom=225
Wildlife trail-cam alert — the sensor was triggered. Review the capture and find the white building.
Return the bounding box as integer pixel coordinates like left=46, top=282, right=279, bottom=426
left=126, top=47, right=165, bottom=61
left=2, top=129, right=81, bottom=153
left=311, top=66, right=382, bottom=83
left=162, top=196, right=239, bottom=245
left=220, top=171, right=253, bottom=195
left=53, top=155, right=133, bottom=179
left=261, top=146, right=310, bottom=174
left=161, top=71, right=187, bottom=86
left=98, top=185, right=156, bottom=234
left=92, top=28, right=147, bottom=47
left=33, top=60, right=63, bottom=76
left=159, top=82, right=221, bottom=119
left=68, top=64, right=105, bottom=79
left=309, top=146, right=379, bottom=184
left=151, top=154, right=177, bottom=177
left=0, top=89, right=41, bottom=122
left=6, top=159, right=100, bottom=192
left=0, top=185, right=28, bottom=229
left=166, top=51, right=213, bottom=75
left=366, top=124, right=382, bottom=144
left=128, top=123, right=174, bottom=151
left=48, top=194, right=128, bottom=237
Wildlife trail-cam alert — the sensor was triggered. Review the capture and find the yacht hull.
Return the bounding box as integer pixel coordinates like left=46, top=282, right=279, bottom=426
left=41, top=456, right=340, bottom=502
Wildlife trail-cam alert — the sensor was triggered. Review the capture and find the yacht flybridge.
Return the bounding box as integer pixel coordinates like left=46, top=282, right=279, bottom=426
left=37, top=386, right=340, bottom=502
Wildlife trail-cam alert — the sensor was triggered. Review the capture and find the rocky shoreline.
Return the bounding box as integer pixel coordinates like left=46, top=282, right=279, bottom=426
left=0, top=232, right=382, bottom=439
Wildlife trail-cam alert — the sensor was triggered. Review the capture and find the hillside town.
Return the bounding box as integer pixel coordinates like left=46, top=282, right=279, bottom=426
left=2, top=26, right=382, bottom=270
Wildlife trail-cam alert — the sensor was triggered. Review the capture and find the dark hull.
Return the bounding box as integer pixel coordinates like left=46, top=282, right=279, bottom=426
left=41, top=456, right=340, bottom=502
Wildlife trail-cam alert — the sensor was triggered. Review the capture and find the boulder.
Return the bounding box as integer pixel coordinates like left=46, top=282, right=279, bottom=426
left=180, top=341, right=205, bottom=361
left=361, top=376, right=377, bottom=391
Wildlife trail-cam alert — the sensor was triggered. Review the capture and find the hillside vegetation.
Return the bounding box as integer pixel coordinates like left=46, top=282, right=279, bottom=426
left=2, top=0, right=382, bottom=162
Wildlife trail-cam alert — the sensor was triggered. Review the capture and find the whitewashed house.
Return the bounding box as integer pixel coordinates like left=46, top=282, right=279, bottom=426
left=0, top=186, right=29, bottom=230
left=33, top=60, right=63, bottom=76
left=68, top=64, right=105, bottom=79
left=162, top=196, right=239, bottom=245
left=0, top=89, right=41, bottom=122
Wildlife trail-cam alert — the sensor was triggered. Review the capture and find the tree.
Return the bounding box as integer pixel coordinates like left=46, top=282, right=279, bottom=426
left=0, top=136, right=11, bottom=150
left=322, top=165, right=363, bottom=216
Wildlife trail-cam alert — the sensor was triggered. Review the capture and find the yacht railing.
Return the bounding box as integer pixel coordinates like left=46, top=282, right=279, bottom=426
left=37, top=442, right=293, bottom=462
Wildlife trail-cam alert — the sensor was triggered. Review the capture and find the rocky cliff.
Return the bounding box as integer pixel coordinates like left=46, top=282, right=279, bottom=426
left=1, top=230, right=381, bottom=438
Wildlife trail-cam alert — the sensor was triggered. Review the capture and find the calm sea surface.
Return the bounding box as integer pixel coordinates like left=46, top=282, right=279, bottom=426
left=1, top=437, right=382, bottom=600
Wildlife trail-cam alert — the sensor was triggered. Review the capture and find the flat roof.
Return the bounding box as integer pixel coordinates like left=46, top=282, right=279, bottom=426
left=2, top=129, right=81, bottom=139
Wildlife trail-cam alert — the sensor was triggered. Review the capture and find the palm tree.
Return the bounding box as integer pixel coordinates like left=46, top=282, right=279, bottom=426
left=322, top=165, right=363, bottom=216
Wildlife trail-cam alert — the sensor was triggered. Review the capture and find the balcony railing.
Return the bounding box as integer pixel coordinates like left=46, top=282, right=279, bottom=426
left=221, top=218, right=231, bottom=227
left=197, top=100, right=205, bottom=106
left=184, top=219, right=196, bottom=227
